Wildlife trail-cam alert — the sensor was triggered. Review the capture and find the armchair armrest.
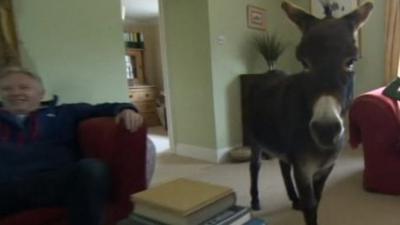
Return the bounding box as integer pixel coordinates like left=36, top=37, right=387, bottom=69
left=349, top=88, right=400, bottom=156
left=78, top=117, right=147, bottom=222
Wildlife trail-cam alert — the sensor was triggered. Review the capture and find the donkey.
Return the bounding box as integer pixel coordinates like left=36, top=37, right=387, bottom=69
left=248, top=1, right=373, bottom=225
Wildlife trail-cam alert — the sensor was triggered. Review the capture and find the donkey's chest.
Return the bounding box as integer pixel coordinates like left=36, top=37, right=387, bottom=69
left=296, top=151, right=339, bottom=176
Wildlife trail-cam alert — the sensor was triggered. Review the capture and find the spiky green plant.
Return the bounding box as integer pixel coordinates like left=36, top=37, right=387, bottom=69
left=254, top=33, right=285, bottom=71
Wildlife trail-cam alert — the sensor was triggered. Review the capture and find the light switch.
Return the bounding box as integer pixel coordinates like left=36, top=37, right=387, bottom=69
left=217, top=35, right=225, bottom=45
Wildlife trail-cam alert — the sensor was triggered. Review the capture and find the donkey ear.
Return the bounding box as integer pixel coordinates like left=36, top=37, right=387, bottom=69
left=281, top=1, right=319, bottom=33
left=342, top=2, right=373, bottom=31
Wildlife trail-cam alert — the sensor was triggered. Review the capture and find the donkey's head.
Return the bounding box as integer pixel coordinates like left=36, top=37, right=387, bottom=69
left=282, top=1, right=373, bottom=149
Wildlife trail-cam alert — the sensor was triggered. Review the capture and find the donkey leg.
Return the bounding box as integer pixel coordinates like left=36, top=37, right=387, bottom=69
left=279, top=160, right=301, bottom=210
left=250, top=148, right=262, bottom=210
left=293, top=168, right=318, bottom=225
left=314, top=165, right=334, bottom=205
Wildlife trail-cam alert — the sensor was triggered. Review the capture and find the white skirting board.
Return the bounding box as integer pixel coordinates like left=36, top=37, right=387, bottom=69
left=176, top=143, right=240, bottom=163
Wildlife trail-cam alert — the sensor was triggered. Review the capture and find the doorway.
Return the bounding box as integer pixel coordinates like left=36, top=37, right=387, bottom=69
left=121, top=0, right=171, bottom=154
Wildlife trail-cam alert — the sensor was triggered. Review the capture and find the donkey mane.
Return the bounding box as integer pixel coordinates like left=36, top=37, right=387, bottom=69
left=319, top=0, right=339, bottom=18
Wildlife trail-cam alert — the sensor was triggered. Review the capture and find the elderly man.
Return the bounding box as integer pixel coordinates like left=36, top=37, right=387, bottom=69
left=0, top=67, right=143, bottom=225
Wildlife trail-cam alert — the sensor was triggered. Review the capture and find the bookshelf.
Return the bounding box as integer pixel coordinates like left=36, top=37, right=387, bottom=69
left=126, top=48, right=145, bottom=86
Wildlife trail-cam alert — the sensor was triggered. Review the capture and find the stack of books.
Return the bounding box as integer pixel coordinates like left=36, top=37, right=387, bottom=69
left=130, top=178, right=267, bottom=225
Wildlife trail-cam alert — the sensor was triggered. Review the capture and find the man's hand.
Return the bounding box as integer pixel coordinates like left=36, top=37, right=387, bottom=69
left=115, top=109, right=143, bottom=132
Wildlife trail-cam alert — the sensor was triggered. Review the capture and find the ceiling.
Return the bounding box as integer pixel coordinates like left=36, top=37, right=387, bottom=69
left=121, top=0, right=159, bottom=25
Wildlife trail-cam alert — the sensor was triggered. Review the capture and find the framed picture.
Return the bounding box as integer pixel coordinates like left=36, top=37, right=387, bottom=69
left=247, top=5, right=266, bottom=30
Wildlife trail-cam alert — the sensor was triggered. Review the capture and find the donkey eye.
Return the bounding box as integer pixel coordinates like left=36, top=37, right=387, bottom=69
left=344, top=58, right=356, bottom=72
left=300, top=59, right=310, bottom=70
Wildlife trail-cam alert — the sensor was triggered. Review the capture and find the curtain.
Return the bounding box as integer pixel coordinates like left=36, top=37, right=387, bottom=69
left=0, top=0, right=19, bottom=68
left=385, top=0, right=400, bottom=83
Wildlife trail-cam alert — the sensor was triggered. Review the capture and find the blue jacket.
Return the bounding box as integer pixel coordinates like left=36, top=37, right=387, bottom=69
left=0, top=99, right=136, bottom=183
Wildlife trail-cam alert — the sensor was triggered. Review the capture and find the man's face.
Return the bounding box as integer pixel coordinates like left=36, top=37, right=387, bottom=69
left=0, top=73, right=44, bottom=114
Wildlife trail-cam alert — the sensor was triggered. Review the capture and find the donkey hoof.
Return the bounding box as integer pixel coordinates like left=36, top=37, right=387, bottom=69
left=251, top=201, right=261, bottom=210
left=292, top=201, right=302, bottom=211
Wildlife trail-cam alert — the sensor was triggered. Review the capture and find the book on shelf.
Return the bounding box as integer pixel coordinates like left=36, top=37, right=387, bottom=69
left=131, top=178, right=236, bottom=225
left=131, top=205, right=251, bottom=225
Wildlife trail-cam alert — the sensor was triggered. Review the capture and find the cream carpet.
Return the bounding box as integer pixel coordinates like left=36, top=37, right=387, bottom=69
left=140, top=147, right=400, bottom=225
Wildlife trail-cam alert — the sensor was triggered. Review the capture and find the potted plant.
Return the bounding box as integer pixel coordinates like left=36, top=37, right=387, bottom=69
left=254, top=32, right=285, bottom=71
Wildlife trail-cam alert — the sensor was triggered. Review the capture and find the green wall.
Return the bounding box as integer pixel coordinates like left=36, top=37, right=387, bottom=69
left=164, top=0, right=309, bottom=159
left=208, top=0, right=308, bottom=150
left=207, top=0, right=384, bottom=150
left=13, top=0, right=129, bottom=103
left=355, top=0, right=385, bottom=95
left=12, top=0, right=385, bottom=162
left=164, top=0, right=217, bottom=149
left=164, top=0, right=385, bottom=161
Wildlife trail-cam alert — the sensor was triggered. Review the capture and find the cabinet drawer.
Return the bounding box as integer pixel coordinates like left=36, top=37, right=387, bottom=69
left=129, top=89, right=156, bottom=102
left=142, top=112, right=160, bottom=126
left=135, top=101, right=157, bottom=113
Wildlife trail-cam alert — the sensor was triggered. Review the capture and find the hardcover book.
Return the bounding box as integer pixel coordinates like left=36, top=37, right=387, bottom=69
left=200, top=205, right=251, bottom=225
left=131, top=205, right=251, bottom=225
left=243, top=218, right=268, bottom=225
left=131, top=178, right=236, bottom=225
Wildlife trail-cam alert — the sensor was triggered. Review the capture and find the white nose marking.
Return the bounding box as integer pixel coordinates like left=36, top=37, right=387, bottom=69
left=311, top=95, right=344, bottom=138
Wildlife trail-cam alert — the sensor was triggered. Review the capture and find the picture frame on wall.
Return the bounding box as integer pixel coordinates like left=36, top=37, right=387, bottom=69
left=247, top=5, right=266, bottom=31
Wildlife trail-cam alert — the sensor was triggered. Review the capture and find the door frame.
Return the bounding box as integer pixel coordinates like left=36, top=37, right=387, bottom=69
left=158, top=0, right=175, bottom=153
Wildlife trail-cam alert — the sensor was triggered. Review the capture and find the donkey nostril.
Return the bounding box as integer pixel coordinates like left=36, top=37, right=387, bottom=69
left=311, top=121, right=341, bottom=135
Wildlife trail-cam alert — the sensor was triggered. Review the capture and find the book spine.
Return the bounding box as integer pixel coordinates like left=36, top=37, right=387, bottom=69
left=242, top=218, right=268, bottom=225
left=131, top=214, right=168, bottom=225
left=200, top=206, right=250, bottom=225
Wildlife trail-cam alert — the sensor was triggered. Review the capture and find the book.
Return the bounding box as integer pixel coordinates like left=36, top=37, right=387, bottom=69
left=131, top=178, right=236, bottom=225
left=131, top=205, right=251, bottom=225
left=200, top=205, right=251, bottom=225
left=131, top=213, right=167, bottom=225
left=242, top=218, right=268, bottom=225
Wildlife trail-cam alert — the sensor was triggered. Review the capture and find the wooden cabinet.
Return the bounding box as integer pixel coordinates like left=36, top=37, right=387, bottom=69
left=126, top=48, right=145, bottom=85
left=129, top=85, right=160, bottom=126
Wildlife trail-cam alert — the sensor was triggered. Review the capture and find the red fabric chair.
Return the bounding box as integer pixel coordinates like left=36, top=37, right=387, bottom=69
left=0, top=117, right=148, bottom=225
left=349, top=87, right=400, bottom=195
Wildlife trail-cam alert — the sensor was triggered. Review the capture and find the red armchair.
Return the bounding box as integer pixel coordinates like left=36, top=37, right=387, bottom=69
left=0, top=117, right=148, bottom=225
left=349, top=87, right=400, bottom=195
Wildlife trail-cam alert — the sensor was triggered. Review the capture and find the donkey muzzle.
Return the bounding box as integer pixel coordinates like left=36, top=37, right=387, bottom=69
left=310, top=120, right=344, bottom=149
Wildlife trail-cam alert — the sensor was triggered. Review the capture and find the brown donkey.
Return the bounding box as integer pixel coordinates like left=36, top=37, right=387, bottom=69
left=248, top=2, right=373, bottom=225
